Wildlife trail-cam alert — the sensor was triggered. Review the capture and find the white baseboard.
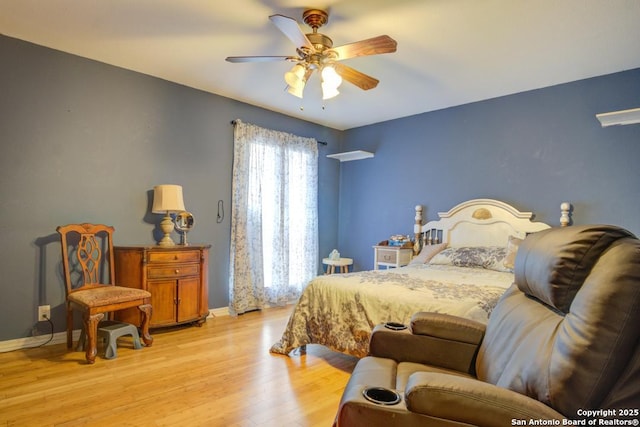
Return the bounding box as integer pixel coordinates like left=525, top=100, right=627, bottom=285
left=209, top=307, right=230, bottom=317
left=0, top=330, right=81, bottom=353
left=1, top=307, right=230, bottom=353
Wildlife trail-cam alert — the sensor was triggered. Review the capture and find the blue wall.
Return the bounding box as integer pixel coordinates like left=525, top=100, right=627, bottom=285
left=338, top=68, right=640, bottom=271
left=1, top=32, right=638, bottom=342
left=0, top=35, right=343, bottom=341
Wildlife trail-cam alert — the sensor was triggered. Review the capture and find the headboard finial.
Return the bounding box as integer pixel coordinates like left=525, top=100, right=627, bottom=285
left=414, top=205, right=424, bottom=254
left=560, top=202, right=571, bottom=227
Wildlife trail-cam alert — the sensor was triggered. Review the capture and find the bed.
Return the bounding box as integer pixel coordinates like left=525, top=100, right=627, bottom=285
left=270, top=199, right=571, bottom=358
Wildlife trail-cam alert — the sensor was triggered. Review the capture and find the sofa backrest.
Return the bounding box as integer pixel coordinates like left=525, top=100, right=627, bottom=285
left=475, top=225, right=640, bottom=416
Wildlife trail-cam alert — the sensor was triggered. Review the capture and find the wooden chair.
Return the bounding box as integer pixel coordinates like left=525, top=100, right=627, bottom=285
left=57, top=223, right=153, bottom=364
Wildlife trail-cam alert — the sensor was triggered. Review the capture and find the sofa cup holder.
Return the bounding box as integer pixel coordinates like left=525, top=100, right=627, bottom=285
left=384, top=321, right=407, bottom=331
left=362, top=387, right=402, bottom=405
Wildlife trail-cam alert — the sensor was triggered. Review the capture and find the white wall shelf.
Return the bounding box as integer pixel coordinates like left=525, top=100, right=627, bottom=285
left=326, top=150, right=374, bottom=162
left=595, top=108, right=640, bottom=127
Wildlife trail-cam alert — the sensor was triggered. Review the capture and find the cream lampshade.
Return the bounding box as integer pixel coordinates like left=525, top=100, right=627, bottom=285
left=152, top=184, right=186, bottom=246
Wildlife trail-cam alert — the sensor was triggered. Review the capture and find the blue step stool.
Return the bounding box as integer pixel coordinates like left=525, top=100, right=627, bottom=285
left=77, top=320, right=142, bottom=359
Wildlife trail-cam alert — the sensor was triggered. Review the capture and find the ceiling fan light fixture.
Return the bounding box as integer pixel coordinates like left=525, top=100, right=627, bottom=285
left=321, top=64, right=342, bottom=88
left=284, top=64, right=306, bottom=87
left=287, top=81, right=306, bottom=98
left=321, top=82, right=340, bottom=100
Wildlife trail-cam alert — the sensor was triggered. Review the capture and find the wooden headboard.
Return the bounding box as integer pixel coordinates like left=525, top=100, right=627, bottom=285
left=413, top=199, right=571, bottom=252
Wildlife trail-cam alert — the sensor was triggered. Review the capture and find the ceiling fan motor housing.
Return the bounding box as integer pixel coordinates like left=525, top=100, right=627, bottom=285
left=303, top=9, right=334, bottom=64
left=307, top=33, right=333, bottom=50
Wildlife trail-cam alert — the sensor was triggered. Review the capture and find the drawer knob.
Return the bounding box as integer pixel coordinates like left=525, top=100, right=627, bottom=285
left=174, top=255, right=179, bottom=260
left=175, top=269, right=180, bottom=274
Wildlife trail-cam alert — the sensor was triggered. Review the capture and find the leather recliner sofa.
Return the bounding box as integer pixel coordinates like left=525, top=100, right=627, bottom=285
left=334, top=224, right=640, bottom=426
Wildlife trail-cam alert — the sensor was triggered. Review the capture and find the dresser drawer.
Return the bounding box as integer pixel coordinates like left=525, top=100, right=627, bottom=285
left=376, top=249, right=398, bottom=264
left=148, top=250, right=200, bottom=264
left=148, top=264, right=200, bottom=279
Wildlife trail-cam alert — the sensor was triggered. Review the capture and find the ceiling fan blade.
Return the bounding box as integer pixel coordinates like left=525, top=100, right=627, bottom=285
left=333, top=63, right=379, bottom=90
left=226, top=56, right=297, bottom=63
left=329, top=35, right=397, bottom=60
left=269, top=14, right=314, bottom=50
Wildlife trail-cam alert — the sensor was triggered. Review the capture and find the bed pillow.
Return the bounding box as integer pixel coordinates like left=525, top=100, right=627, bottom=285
left=502, top=235, right=524, bottom=271
left=429, top=246, right=508, bottom=271
left=409, top=243, right=448, bottom=265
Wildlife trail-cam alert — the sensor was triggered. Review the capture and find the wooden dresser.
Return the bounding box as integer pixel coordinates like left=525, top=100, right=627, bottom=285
left=114, top=244, right=210, bottom=328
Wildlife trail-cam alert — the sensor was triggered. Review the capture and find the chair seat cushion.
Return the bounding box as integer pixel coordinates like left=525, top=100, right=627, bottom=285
left=68, top=286, right=151, bottom=308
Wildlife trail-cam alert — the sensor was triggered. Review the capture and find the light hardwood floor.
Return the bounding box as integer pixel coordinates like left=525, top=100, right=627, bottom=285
left=0, top=307, right=358, bottom=426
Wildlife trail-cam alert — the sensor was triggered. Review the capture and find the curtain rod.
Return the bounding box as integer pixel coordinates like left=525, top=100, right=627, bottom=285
left=230, top=120, right=327, bottom=145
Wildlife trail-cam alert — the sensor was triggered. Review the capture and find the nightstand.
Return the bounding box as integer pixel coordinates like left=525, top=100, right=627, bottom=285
left=373, top=246, right=413, bottom=270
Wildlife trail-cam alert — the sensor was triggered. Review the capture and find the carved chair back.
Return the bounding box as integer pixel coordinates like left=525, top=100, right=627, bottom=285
left=57, top=223, right=116, bottom=295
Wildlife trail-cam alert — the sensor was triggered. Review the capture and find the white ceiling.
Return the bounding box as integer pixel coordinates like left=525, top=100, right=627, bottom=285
left=2, top=0, right=640, bottom=130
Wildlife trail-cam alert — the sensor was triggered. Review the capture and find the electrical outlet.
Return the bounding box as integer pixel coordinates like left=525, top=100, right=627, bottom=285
left=38, top=305, right=50, bottom=321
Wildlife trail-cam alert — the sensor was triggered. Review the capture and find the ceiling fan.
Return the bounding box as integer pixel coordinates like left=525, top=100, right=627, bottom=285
left=225, top=9, right=397, bottom=100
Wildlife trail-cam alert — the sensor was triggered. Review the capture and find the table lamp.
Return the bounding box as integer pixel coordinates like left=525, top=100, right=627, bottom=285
left=152, top=184, right=186, bottom=246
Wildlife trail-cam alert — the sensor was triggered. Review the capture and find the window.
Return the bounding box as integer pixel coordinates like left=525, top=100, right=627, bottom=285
left=229, top=121, right=318, bottom=315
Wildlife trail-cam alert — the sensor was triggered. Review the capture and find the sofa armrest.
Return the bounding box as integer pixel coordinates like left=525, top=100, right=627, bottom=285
left=405, top=372, right=565, bottom=427
left=369, top=313, right=486, bottom=374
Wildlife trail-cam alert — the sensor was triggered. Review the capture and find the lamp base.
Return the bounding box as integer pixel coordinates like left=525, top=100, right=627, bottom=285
left=158, top=214, right=176, bottom=246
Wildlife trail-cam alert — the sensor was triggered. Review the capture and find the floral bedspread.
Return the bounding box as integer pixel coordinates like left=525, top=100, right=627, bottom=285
left=269, top=264, right=513, bottom=358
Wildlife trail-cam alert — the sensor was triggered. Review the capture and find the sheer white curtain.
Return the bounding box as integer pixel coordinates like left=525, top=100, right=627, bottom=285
left=229, top=120, right=319, bottom=315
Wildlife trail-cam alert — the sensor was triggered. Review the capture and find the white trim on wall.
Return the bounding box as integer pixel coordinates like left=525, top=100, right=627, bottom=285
left=1, top=307, right=231, bottom=353
left=0, top=330, right=81, bottom=353
left=208, top=307, right=230, bottom=317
